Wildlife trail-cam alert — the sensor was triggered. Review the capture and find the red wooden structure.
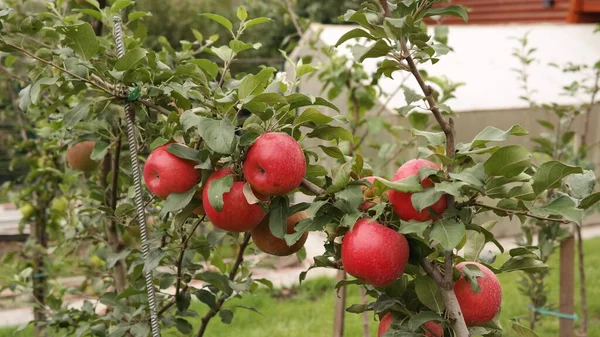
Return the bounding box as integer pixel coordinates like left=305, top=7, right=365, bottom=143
left=434, top=0, right=600, bottom=24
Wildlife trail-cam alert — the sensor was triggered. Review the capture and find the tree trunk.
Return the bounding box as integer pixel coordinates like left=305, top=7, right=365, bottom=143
left=333, top=270, right=347, bottom=337
left=360, top=287, right=371, bottom=337
left=576, top=226, right=588, bottom=337
left=32, top=202, right=48, bottom=337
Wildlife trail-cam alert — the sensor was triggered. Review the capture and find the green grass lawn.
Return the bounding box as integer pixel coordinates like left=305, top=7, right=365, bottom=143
left=2, top=237, right=599, bottom=337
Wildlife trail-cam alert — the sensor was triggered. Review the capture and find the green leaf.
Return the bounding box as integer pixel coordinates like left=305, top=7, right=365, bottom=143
left=458, top=125, right=528, bottom=151
left=511, top=322, right=541, bottom=337
left=163, top=187, right=196, bottom=214
left=335, top=28, right=376, bottom=47
left=111, top=0, right=133, bottom=11
left=379, top=176, right=423, bottom=193
left=532, top=161, right=583, bottom=196
left=411, top=188, right=445, bottom=213
left=307, top=125, right=353, bottom=142
left=143, top=248, right=165, bottom=274
left=237, top=7, right=248, bottom=21
left=207, top=175, right=234, bottom=212
left=424, top=6, right=469, bottom=22
left=166, top=144, right=201, bottom=162
left=269, top=196, right=290, bottom=239
left=220, top=309, right=234, bottom=324
left=565, top=170, right=595, bottom=199
left=464, top=221, right=497, bottom=261
left=353, top=40, right=393, bottom=62
left=20, top=17, right=43, bottom=34
left=435, top=181, right=467, bottom=197
left=413, top=129, right=445, bottom=146
left=501, top=256, right=548, bottom=273
left=195, top=289, right=216, bottom=309
left=244, top=17, right=272, bottom=28
left=295, top=108, right=334, bottom=126
left=238, top=68, right=276, bottom=99
left=55, top=23, right=98, bottom=59
left=528, top=196, right=583, bottom=225
left=579, top=192, right=600, bottom=209
left=430, top=219, right=465, bottom=251
left=198, top=118, right=236, bottom=154
left=176, top=292, right=191, bottom=312
left=286, top=94, right=340, bottom=112
left=250, top=93, right=287, bottom=106
left=64, top=102, right=91, bottom=127
left=190, top=59, right=219, bottom=80
left=130, top=322, right=150, bottom=337
left=408, top=311, right=444, bottom=332
left=91, top=141, right=110, bottom=161
left=484, top=145, right=531, bottom=178
left=399, top=220, right=431, bottom=234
left=211, top=45, right=235, bottom=62
left=297, top=63, right=318, bottom=77
left=114, top=48, right=148, bottom=71
left=415, top=275, right=445, bottom=313
left=196, top=271, right=232, bottom=294
left=201, top=13, right=233, bottom=32
left=327, top=161, right=352, bottom=194
left=175, top=318, right=193, bottom=334
left=319, top=146, right=345, bottom=159
left=462, top=264, right=484, bottom=293
left=404, top=87, right=425, bottom=105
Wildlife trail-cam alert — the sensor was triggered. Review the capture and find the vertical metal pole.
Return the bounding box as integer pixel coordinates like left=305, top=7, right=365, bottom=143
left=112, top=16, right=161, bottom=337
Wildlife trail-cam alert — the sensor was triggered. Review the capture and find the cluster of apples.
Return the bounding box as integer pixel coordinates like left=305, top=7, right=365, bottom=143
left=344, top=159, right=502, bottom=336
left=142, top=132, right=309, bottom=256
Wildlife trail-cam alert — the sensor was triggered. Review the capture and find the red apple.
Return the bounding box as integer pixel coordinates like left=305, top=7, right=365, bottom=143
left=341, top=218, right=409, bottom=287
left=67, top=141, right=98, bottom=172
left=251, top=210, right=309, bottom=256
left=243, top=132, right=306, bottom=196
left=388, top=159, right=447, bottom=222
left=360, top=176, right=383, bottom=210
left=378, top=312, right=442, bottom=337
left=202, top=168, right=266, bottom=232
left=143, top=144, right=200, bottom=200
left=454, top=262, right=502, bottom=326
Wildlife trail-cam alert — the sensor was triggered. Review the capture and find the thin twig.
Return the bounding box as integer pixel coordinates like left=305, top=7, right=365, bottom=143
left=284, top=0, right=304, bottom=38
left=195, top=233, right=251, bottom=337
left=5, top=42, right=115, bottom=97
left=175, top=218, right=204, bottom=298
left=138, top=98, right=171, bottom=116
left=474, top=202, right=570, bottom=224
left=300, top=178, right=326, bottom=195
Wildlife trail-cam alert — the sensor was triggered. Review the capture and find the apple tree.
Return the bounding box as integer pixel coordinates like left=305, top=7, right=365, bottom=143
left=1, top=1, right=599, bottom=337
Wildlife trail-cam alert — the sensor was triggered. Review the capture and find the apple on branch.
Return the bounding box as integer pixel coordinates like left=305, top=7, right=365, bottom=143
left=243, top=132, right=306, bottom=196
left=341, top=218, right=409, bottom=287
left=142, top=143, right=200, bottom=200
left=250, top=210, right=309, bottom=256
left=67, top=141, right=98, bottom=172
left=202, top=168, right=267, bottom=232
left=388, top=159, right=447, bottom=222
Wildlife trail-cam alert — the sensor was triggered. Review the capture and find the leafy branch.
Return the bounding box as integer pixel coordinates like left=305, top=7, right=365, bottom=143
left=378, top=1, right=467, bottom=335
left=474, top=202, right=570, bottom=224
left=195, top=232, right=252, bottom=337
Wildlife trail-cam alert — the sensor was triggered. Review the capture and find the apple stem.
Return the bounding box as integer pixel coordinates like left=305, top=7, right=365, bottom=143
left=195, top=232, right=252, bottom=337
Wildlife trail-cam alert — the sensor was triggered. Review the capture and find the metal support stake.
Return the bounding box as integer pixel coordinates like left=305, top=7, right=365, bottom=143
left=112, top=16, right=161, bottom=337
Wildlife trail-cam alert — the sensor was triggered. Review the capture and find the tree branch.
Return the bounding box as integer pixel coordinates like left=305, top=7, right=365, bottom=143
left=399, top=40, right=455, bottom=159
left=379, top=0, right=391, bottom=17
left=195, top=232, right=251, bottom=337
left=284, top=0, right=304, bottom=38
left=5, top=42, right=115, bottom=97
left=176, top=218, right=204, bottom=298
left=300, top=178, right=326, bottom=195
left=474, top=202, right=570, bottom=224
